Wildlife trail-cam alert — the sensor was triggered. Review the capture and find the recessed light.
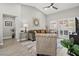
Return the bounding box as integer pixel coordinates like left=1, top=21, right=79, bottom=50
left=44, top=8, right=48, bottom=10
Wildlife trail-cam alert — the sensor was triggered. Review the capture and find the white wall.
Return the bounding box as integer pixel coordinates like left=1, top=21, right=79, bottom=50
left=0, top=13, right=3, bottom=45
left=0, top=3, right=20, bottom=16
left=21, top=5, right=46, bottom=30
left=47, top=6, right=79, bottom=22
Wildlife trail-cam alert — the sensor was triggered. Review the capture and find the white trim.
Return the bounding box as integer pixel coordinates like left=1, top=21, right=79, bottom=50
left=17, top=39, right=20, bottom=42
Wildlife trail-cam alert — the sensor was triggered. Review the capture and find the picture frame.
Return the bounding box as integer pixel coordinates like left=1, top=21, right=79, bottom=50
left=33, top=18, right=39, bottom=26
left=64, top=30, right=68, bottom=35
left=60, top=30, right=63, bottom=35
left=5, top=21, right=12, bottom=26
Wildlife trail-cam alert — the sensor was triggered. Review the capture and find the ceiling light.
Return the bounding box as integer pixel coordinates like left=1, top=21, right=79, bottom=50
left=44, top=8, right=48, bottom=10
left=50, top=6, right=52, bottom=8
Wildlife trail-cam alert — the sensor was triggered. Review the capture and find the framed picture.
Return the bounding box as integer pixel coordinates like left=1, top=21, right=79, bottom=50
left=60, top=30, right=63, bottom=35
left=5, top=21, right=12, bottom=26
left=64, top=30, right=68, bottom=35
left=33, top=18, right=39, bottom=26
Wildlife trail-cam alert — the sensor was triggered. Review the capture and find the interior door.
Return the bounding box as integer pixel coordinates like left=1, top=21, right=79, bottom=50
left=3, top=15, right=15, bottom=39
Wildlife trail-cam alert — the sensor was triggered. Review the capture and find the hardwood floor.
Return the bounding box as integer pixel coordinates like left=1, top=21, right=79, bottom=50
left=0, top=39, right=36, bottom=56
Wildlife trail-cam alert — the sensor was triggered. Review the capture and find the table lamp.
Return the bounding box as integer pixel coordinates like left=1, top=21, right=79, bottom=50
left=23, top=24, right=28, bottom=32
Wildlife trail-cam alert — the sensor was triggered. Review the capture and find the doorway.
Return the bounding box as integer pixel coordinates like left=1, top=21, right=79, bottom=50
left=3, top=14, right=16, bottom=40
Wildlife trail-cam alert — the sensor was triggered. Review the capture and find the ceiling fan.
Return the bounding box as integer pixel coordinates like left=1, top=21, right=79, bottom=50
left=44, top=3, right=58, bottom=10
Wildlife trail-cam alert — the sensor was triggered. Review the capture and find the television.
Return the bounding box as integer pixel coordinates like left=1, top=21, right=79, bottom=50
left=70, top=35, right=79, bottom=45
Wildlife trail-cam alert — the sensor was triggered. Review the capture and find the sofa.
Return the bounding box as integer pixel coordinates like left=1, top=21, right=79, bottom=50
left=28, top=29, right=48, bottom=41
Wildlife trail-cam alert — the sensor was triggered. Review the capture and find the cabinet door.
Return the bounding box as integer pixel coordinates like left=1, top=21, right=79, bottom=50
left=20, top=33, right=28, bottom=41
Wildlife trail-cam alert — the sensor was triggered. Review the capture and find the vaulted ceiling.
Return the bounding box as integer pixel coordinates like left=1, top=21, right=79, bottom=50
left=22, top=3, right=79, bottom=15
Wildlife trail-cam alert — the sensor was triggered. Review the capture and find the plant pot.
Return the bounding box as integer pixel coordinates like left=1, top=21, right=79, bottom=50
left=67, top=50, right=76, bottom=56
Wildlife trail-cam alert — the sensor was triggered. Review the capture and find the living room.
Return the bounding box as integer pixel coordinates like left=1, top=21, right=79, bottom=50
left=0, top=2, right=79, bottom=56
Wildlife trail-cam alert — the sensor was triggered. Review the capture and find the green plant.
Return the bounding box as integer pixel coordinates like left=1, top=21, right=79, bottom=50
left=61, top=39, right=73, bottom=48
left=61, top=39, right=75, bottom=56
left=72, top=44, right=79, bottom=56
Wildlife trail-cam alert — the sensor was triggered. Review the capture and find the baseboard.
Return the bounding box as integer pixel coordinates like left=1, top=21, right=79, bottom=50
left=37, top=54, right=50, bottom=56
left=3, top=36, right=12, bottom=39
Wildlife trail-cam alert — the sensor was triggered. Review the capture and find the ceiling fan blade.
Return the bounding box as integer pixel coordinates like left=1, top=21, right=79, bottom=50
left=50, top=3, right=54, bottom=6
left=52, top=6, right=58, bottom=10
left=44, top=3, right=54, bottom=8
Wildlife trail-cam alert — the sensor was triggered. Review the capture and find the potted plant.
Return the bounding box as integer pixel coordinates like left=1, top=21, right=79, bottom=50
left=72, top=44, right=79, bottom=56
left=61, top=38, right=79, bottom=56
left=61, top=39, right=75, bottom=56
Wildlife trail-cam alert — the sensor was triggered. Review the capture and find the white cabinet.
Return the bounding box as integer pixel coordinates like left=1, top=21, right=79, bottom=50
left=19, top=32, right=28, bottom=41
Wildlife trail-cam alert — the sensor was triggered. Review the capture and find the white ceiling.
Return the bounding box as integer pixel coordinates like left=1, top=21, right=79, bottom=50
left=22, top=3, right=79, bottom=15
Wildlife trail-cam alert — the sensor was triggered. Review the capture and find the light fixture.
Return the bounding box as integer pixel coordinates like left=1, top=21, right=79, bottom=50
left=23, top=24, right=28, bottom=28
left=43, top=3, right=58, bottom=10
left=50, top=6, right=52, bottom=8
